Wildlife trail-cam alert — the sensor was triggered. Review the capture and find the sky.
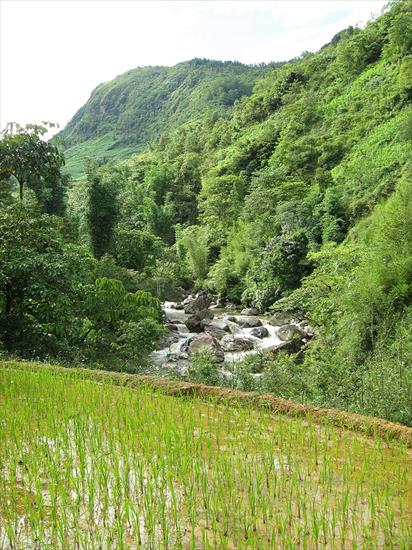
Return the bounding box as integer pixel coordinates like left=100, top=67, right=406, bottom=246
left=0, top=0, right=388, bottom=137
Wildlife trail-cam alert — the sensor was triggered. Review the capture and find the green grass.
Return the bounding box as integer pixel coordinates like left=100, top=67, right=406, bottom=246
left=0, top=361, right=411, bottom=549
left=62, top=134, right=140, bottom=178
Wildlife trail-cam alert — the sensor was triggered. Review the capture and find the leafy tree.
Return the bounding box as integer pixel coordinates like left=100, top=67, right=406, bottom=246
left=199, top=175, right=246, bottom=248
left=0, top=205, right=93, bottom=355
left=114, top=222, right=163, bottom=271
left=86, top=163, right=119, bottom=258
left=0, top=123, right=65, bottom=210
left=384, top=1, right=412, bottom=59
left=84, top=277, right=163, bottom=366
left=243, top=230, right=311, bottom=309
left=176, top=225, right=210, bottom=285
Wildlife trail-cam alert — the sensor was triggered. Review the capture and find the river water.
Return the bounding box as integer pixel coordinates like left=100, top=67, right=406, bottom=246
left=151, top=301, right=283, bottom=370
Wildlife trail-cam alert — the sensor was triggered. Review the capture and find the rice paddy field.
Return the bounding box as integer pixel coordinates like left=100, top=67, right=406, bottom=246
left=0, top=362, right=411, bottom=549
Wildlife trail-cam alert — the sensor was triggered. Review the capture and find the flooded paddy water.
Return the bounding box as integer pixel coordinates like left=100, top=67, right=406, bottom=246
left=0, top=363, right=411, bottom=549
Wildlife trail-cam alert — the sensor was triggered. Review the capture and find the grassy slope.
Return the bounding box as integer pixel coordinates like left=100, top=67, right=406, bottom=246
left=57, top=60, right=270, bottom=177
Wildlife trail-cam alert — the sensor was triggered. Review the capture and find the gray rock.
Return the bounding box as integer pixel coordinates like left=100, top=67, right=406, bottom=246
left=269, top=312, right=295, bottom=326
left=166, top=351, right=189, bottom=362
left=188, top=333, right=225, bottom=362
left=185, top=309, right=214, bottom=332
left=240, top=307, right=260, bottom=316
left=183, top=291, right=212, bottom=314
left=237, top=316, right=262, bottom=328
left=297, top=320, right=315, bottom=337
left=173, top=303, right=184, bottom=310
left=266, top=339, right=302, bottom=356
left=226, top=315, right=238, bottom=323
left=277, top=324, right=306, bottom=342
left=212, top=320, right=230, bottom=331
left=202, top=319, right=230, bottom=340
left=158, top=332, right=181, bottom=347
left=221, top=335, right=255, bottom=352
left=250, top=326, right=269, bottom=339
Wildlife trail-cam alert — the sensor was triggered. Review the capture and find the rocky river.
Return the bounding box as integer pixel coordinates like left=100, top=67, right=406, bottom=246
left=151, top=291, right=313, bottom=374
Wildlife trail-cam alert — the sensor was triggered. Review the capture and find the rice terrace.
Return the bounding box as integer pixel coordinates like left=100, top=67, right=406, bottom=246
left=0, top=361, right=411, bottom=549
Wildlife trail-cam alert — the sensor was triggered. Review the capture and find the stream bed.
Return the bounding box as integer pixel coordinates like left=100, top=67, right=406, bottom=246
left=151, top=300, right=294, bottom=373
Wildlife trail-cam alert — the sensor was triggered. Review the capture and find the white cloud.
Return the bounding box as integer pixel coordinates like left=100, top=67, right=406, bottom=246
left=0, top=0, right=387, bottom=137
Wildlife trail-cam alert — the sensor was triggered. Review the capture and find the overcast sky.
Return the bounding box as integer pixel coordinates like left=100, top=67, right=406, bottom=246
left=1, top=0, right=387, bottom=137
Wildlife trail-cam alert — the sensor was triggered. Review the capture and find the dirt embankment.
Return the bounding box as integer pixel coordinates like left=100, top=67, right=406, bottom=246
left=2, top=360, right=412, bottom=447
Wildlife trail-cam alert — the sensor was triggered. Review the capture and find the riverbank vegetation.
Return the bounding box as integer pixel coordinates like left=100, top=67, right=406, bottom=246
left=0, top=0, right=411, bottom=424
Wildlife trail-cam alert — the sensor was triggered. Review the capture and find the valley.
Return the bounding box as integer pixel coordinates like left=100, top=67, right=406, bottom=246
left=1, top=1, right=412, bottom=547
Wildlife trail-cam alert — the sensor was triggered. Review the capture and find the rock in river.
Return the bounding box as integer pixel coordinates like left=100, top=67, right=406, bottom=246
left=240, top=307, right=260, bottom=316
left=188, top=333, right=225, bottom=362
left=221, top=335, right=255, bottom=352
left=250, top=326, right=269, bottom=339
left=277, top=324, right=307, bottom=342
left=183, top=291, right=212, bottom=314
left=266, top=339, right=303, bottom=356
left=185, top=309, right=214, bottom=332
left=202, top=319, right=230, bottom=340
left=269, top=311, right=296, bottom=326
left=236, top=316, right=262, bottom=328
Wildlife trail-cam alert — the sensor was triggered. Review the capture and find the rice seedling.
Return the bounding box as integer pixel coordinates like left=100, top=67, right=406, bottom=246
left=0, top=361, right=411, bottom=549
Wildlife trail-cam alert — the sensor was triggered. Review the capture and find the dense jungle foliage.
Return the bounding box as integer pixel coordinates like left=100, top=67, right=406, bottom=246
left=1, top=0, right=411, bottom=423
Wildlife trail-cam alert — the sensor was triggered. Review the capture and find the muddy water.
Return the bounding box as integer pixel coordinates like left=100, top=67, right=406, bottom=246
left=151, top=301, right=282, bottom=369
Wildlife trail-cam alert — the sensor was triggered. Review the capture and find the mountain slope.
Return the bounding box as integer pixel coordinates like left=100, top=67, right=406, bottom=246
left=57, top=59, right=271, bottom=176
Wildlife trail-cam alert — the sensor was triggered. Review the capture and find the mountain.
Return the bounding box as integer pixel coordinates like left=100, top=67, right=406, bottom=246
left=57, top=59, right=273, bottom=176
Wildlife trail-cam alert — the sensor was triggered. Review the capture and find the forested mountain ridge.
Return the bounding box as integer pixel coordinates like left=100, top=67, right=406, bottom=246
left=56, top=59, right=271, bottom=176
left=1, top=0, right=411, bottom=424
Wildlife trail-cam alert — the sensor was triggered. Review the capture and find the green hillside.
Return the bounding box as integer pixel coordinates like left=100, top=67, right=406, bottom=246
left=56, top=59, right=271, bottom=177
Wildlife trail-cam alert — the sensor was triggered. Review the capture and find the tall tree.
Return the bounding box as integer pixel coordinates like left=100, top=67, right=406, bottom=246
left=0, top=123, right=66, bottom=211
left=86, top=163, right=118, bottom=259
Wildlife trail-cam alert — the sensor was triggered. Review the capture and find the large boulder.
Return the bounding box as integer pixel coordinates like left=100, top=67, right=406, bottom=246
left=297, top=320, right=315, bottom=338
left=202, top=319, right=230, bottom=340
left=240, top=307, right=260, bottom=316
left=266, top=340, right=302, bottom=356
left=269, top=311, right=295, bottom=326
left=277, top=324, right=307, bottom=342
left=237, top=316, right=262, bottom=328
left=221, top=335, right=255, bottom=352
left=226, top=315, right=238, bottom=323
left=185, top=309, right=214, bottom=332
left=158, top=331, right=181, bottom=348
left=188, top=333, right=225, bottom=362
left=250, top=326, right=269, bottom=339
left=183, top=291, right=212, bottom=314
